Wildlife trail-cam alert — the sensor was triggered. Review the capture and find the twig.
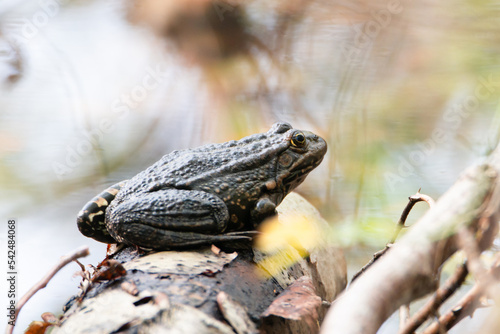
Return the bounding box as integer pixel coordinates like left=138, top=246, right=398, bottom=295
left=399, top=304, right=410, bottom=330
left=423, top=283, right=484, bottom=334
left=6, top=246, right=90, bottom=334
left=422, top=258, right=500, bottom=334
left=395, top=190, right=435, bottom=331
left=391, top=189, right=435, bottom=243
left=401, top=197, right=499, bottom=333
left=322, top=148, right=500, bottom=334
left=351, top=246, right=391, bottom=282
left=399, top=262, right=469, bottom=334
left=351, top=190, right=435, bottom=282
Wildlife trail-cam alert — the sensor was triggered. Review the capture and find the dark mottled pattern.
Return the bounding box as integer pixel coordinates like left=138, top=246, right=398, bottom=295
left=77, top=181, right=127, bottom=243
left=78, top=123, right=327, bottom=249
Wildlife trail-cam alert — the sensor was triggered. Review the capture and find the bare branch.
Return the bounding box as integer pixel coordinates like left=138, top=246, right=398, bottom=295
left=352, top=191, right=435, bottom=283
left=351, top=246, right=391, bottom=282
left=399, top=262, right=469, bottom=334
left=6, top=246, right=90, bottom=334
left=391, top=190, right=435, bottom=243
left=422, top=259, right=500, bottom=334
left=321, top=146, right=500, bottom=334
left=398, top=304, right=410, bottom=330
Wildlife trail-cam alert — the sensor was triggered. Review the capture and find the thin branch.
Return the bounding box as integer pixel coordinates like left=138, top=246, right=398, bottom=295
left=391, top=190, right=435, bottom=243
left=401, top=190, right=499, bottom=333
left=422, top=257, right=500, bottom=334
left=351, top=246, right=391, bottom=282
left=423, top=283, right=484, bottom=334
left=393, top=191, right=435, bottom=332
left=322, top=157, right=500, bottom=334
left=399, top=304, right=410, bottom=330
left=6, top=246, right=90, bottom=334
left=351, top=191, right=435, bottom=282
left=399, top=262, right=469, bottom=334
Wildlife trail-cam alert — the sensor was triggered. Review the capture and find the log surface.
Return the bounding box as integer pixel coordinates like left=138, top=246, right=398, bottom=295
left=54, top=193, right=346, bottom=334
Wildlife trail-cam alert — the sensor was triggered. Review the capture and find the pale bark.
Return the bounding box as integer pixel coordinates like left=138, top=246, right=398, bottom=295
left=321, top=145, right=500, bottom=334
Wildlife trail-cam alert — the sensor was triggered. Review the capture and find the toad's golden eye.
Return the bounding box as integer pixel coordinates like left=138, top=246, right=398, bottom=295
left=291, top=131, right=306, bottom=147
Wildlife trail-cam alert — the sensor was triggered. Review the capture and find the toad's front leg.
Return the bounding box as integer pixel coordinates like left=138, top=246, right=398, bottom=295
left=106, top=189, right=252, bottom=249
left=250, top=197, right=277, bottom=229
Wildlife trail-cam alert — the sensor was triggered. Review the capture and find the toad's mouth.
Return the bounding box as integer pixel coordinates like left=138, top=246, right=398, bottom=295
left=280, top=154, right=325, bottom=192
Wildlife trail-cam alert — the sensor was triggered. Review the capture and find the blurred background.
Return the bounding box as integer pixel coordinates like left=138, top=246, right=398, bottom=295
left=0, top=0, right=499, bottom=332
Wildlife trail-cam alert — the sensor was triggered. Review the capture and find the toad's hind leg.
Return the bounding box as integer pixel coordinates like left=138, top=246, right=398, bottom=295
left=106, top=189, right=251, bottom=249
left=114, top=224, right=253, bottom=249
left=77, top=181, right=127, bottom=244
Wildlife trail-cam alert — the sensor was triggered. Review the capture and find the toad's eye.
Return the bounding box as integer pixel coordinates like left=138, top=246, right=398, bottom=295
left=291, top=131, right=306, bottom=147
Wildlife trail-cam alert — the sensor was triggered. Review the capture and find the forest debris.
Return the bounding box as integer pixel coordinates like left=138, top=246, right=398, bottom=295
left=93, top=259, right=127, bottom=281
left=121, top=281, right=139, bottom=296
left=25, top=321, right=53, bottom=334
left=262, top=276, right=322, bottom=333
left=40, top=312, right=58, bottom=324
left=24, top=312, right=60, bottom=334
left=212, top=244, right=221, bottom=255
